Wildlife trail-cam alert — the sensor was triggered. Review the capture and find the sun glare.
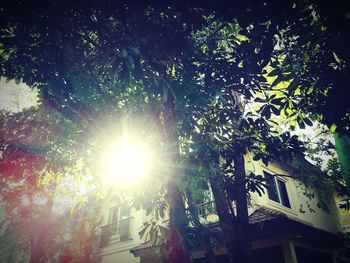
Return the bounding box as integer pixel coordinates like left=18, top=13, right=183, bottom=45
left=101, top=137, right=152, bottom=186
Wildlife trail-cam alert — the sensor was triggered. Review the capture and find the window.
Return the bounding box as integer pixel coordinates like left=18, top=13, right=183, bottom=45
left=252, top=246, right=284, bottom=263
left=108, top=205, right=119, bottom=224
left=107, top=204, right=130, bottom=225
left=264, top=171, right=291, bottom=208
left=195, top=185, right=216, bottom=217
left=196, top=201, right=216, bottom=216
left=102, top=204, right=131, bottom=244
left=119, top=204, right=131, bottom=220
left=295, top=246, right=333, bottom=263
left=119, top=205, right=131, bottom=241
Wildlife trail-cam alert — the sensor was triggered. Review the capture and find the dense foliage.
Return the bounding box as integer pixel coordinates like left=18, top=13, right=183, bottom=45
left=1, top=1, right=349, bottom=263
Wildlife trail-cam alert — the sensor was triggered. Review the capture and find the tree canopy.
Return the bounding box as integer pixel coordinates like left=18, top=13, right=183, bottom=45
left=1, top=1, right=349, bottom=263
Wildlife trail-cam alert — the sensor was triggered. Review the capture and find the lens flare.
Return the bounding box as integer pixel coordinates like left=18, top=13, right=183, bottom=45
left=100, top=137, right=152, bottom=186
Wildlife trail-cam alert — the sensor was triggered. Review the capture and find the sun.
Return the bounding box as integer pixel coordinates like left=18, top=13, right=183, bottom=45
left=100, top=136, right=153, bottom=186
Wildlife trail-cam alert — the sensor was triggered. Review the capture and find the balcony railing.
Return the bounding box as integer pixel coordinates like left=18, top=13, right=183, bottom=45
left=100, top=217, right=133, bottom=247
left=196, top=201, right=216, bottom=217
left=196, top=200, right=236, bottom=218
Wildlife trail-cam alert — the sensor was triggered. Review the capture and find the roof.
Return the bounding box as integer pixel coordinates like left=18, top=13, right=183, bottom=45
left=131, top=206, right=339, bottom=256
left=130, top=241, right=154, bottom=252
left=248, top=206, right=287, bottom=224
left=131, top=207, right=288, bottom=256
left=130, top=239, right=162, bottom=256
left=248, top=207, right=340, bottom=247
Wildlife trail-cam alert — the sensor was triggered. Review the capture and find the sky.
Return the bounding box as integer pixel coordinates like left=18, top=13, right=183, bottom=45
left=0, top=77, right=38, bottom=112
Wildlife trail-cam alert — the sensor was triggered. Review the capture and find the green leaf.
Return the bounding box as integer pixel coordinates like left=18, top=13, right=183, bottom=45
left=218, top=40, right=226, bottom=50
left=201, top=45, right=208, bottom=54
left=307, top=85, right=315, bottom=95
left=287, top=78, right=299, bottom=91
left=253, top=153, right=262, bottom=161
left=159, top=207, right=165, bottom=218
left=262, top=156, right=269, bottom=166
left=270, top=98, right=284, bottom=106
left=270, top=105, right=280, bottom=115
left=330, top=123, right=337, bottom=133
left=139, top=223, right=148, bottom=238
left=261, top=105, right=271, bottom=119
left=304, top=118, right=313, bottom=126
left=254, top=97, right=265, bottom=103
left=269, top=94, right=276, bottom=100
left=271, top=76, right=283, bottom=87
left=268, top=68, right=279, bottom=77
left=171, top=64, right=176, bottom=77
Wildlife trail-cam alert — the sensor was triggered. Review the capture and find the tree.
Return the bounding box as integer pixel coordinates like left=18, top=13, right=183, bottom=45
left=0, top=107, right=68, bottom=262
left=0, top=2, right=199, bottom=262
left=0, top=1, right=347, bottom=263
left=58, top=196, right=104, bottom=263
left=253, top=0, right=350, bottom=193
left=0, top=104, right=107, bottom=262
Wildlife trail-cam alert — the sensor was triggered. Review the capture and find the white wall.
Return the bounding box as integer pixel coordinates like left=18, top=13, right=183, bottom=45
left=99, top=200, right=145, bottom=263
left=245, top=155, right=340, bottom=233
left=101, top=248, right=139, bottom=263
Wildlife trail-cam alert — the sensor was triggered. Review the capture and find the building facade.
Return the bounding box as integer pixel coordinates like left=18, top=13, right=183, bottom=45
left=99, top=157, right=341, bottom=263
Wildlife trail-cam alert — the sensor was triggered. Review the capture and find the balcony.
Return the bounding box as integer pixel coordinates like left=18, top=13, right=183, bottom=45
left=196, top=201, right=216, bottom=217
left=100, top=217, right=133, bottom=247
left=196, top=200, right=236, bottom=221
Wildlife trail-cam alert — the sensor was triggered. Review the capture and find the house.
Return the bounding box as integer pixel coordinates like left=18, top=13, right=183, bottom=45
left=99, top=155, right=341, bottom=263
left=335, top=195, right=350, bottom=233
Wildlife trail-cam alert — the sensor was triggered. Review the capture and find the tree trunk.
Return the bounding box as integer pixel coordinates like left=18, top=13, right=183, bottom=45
left=163, top=99, right=191, bottom=263
left=233, top=153, right=251, bottom=263
left=334, top=133, right=350, bottom=194
left=209, top=176, right=236, bottom=263
left=29, top=218, right=47, bottom=263
left=186, top=185, right=218, bottom=263
left=167, top=180, right=191, bottom=263
left=29, top=193, right=55, bottom=263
